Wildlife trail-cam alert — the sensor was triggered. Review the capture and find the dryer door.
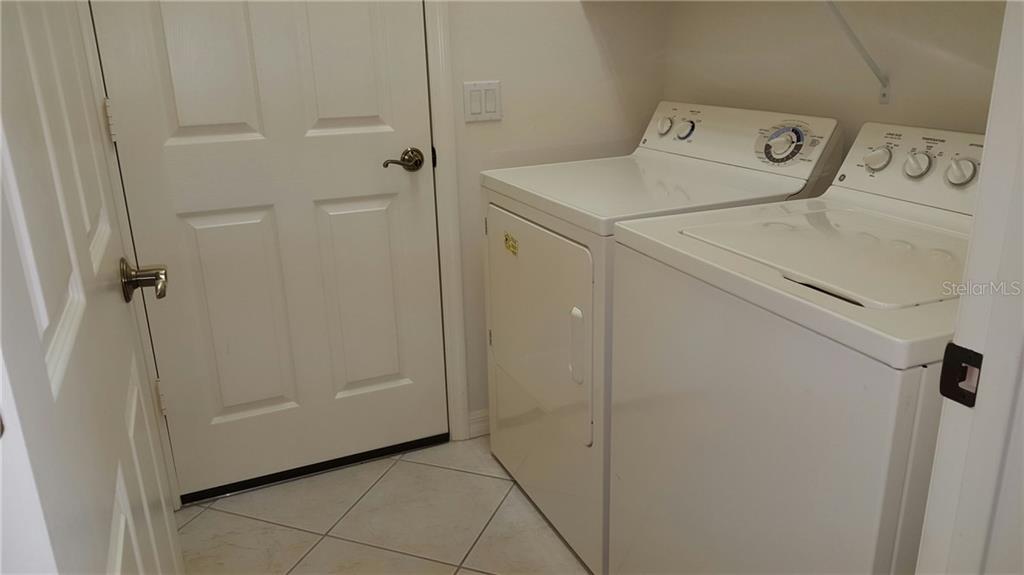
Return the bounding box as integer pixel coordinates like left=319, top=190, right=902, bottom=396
left=487, top=204, right=594, bottom=462
left=486, top=204, right=600, bottom=570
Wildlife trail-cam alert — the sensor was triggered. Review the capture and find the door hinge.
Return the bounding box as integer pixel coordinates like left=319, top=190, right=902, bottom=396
left=104, top=98, right=118, bottom=143
left=484, top=217, right=488, bottom=235
left=432, top=146, right=437, bottom=168
left=154, top=377, right=167, bottom=416
left=488, top=329, right=492, bottom=346
left=940, top=341, right=984, bottom=408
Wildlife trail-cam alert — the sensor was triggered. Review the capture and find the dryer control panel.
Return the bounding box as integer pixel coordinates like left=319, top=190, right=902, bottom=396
left=834, top=123, right=984, bottom=215
left=638, top=101, right=839, bottom=183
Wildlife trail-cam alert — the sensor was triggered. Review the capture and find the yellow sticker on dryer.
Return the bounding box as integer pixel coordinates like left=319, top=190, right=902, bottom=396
left=504, top=232, right=518, bottom=256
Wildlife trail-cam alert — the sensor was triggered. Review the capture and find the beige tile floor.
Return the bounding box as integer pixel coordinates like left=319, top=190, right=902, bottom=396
left=175, top=436, right=589, bottom=575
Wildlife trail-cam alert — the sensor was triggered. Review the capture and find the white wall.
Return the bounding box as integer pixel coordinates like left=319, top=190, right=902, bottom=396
left=449, top=1, right=1005, bottom=414
left=663, top=2, right=1004, bottom=148
left=448, top=2, right=672, bottom=411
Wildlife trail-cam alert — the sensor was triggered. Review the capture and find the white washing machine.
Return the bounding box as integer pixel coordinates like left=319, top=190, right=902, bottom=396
left=609, top=123, right=984, bottom=574
left=483, top=102, right=841, bottom=573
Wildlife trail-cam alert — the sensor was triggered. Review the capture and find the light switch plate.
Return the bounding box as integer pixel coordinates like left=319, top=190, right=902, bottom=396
left=463, top=81, right=502, bottom=122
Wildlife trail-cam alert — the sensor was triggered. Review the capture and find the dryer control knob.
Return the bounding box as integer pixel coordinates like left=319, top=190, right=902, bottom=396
left=945, top=158, right=977, bottom=186
left=657, top=116, right=673, bottom=136
left=903, top=151, right=932, bottom=179
left=675, top=120, right=696, bottom=140
left=863, top=147, right=892, bottom=172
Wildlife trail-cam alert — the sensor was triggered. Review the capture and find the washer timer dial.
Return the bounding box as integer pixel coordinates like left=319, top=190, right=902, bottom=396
left=765, top=126, right=804, bottom=163
left=755, top=122, right=816, bottom=167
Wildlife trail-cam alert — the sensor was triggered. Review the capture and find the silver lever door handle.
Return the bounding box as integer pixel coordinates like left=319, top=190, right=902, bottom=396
left=382, top=147, right=425, bottom=172
left=120, top=257, right=168, bottom=302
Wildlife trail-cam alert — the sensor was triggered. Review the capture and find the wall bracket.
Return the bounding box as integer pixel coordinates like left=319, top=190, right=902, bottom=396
left=825, top=2, right=890, bottom=104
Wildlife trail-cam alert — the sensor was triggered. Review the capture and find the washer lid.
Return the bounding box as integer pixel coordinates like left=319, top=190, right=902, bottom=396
left=613, top=191, right=973, bottom=368
left=482, top=149, right=805, bottom=236
left=682, top=208, right=968, bottom=310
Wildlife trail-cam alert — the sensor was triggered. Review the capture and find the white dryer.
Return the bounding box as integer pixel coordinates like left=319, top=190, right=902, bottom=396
left=609, top=123, right=984, bottom=574
left=483, top=102, right=841, bottom=573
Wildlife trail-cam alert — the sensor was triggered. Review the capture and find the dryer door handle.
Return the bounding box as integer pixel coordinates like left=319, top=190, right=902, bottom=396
left=569, top=306, right=594, bottom=448
left=569, top=306, right=586, bottom=384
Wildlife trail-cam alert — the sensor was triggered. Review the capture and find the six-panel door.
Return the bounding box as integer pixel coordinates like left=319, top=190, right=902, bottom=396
left=92, top=1, right=448, bottom=494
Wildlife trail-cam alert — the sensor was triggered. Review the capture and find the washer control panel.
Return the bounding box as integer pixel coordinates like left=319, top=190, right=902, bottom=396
left=639, top=102, right=838, bottom=181
left=834, top=123, right=984, bottom=215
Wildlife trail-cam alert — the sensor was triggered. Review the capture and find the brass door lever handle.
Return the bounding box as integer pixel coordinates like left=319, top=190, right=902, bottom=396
left=382, top=147, right=425, bottom=172
left=120, top=257, right=168, bottom=302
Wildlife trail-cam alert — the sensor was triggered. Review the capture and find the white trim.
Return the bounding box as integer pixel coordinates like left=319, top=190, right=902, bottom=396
left=468, top=409, right=490, bottom=439
left=424, top=1, right=472, bottom=441
left=917, top=4, right=1024, bottom=571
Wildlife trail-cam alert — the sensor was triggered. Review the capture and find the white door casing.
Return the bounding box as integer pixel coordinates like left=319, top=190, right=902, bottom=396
left=91, top=1, right=449, bottom=495
left=1, top=2, right=181, bottom=572
left=916, top=4, right=1024, bottom=573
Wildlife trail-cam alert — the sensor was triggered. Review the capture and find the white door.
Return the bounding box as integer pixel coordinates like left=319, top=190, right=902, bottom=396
left=916, top=4, right=1024, bottom=573
left=91, top=1, right=449, bottom=496
left=1, top=2, right=181, bottom=572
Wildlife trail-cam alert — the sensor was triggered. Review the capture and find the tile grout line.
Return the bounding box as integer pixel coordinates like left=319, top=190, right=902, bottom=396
left=515, top=488, right=592, bottom=573
left=202, top=507, right=326, bottom=538
left=284, top=457, right=400, bottom=575
left=399, top=458, right=512, bottom=482
left=325, top=457, right=401, bottom=535
left=325, top=534, right=463, bottom=571
left=461, top=567, right=499, bottom=575
left=457, top=482, right=515, bottom=570
left=176, top=505, right=208, bottom=532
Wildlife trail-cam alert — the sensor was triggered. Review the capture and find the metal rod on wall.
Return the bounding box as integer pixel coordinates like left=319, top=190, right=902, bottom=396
left=825, top=1, right=890, bottom=103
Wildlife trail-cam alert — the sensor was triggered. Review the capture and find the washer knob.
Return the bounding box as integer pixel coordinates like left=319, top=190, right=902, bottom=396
left=863, top=146, right=892, bottom=172
left=767, top=132, right=796, bottom=157
left=657, top=116, right=673, bottom=136
left=903, top=151, right=932, bottom=178
left=945, top=158, right=977, bottom=186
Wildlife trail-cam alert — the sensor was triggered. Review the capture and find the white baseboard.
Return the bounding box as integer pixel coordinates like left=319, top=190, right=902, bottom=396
left=468, top=409, right=489, bottom=439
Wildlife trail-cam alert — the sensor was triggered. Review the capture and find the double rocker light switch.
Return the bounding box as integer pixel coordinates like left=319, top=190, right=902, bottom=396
left=463, top=81, right=502, bottom=122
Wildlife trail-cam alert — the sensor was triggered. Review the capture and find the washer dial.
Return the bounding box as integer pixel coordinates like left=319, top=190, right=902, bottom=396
left=863, top=146, right=892, bottom=172
left=757, top=124, right=807, bottom=165
left=903, top=151, right=932, bottom=179
left=945, top=158, right=977, bottom=186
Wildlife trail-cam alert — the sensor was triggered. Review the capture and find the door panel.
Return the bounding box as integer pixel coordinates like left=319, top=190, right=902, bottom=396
left=2, top=2, right=180, bottom=572
left=92, top=1, right=448, bottom=494
left=316, top=198, right=405, bottom=391
left=184, top=206, right=299, bottom=417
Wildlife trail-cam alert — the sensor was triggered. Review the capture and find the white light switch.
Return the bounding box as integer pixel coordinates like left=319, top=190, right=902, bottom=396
left=464, top=81, right=502, bottom=122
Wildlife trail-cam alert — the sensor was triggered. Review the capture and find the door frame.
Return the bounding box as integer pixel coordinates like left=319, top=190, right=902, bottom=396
left=82, top=1, right=472, bottom=505
left=915, top=3, right=1023, bottom=570
left=424, top=1, right=472, bottom=442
